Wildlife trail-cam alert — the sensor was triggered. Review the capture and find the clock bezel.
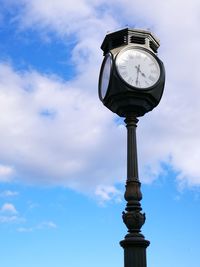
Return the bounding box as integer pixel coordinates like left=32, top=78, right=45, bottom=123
left=98, top=53, right=113, bottom=101
left=115, top=46, right=162, bottom=91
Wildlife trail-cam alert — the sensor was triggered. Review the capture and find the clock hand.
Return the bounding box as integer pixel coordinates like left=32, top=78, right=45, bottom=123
left=135, top=64, right=141, bottom=86
left=140, top=71, right=146, bottom=77
left=136, top=65, right=146, bottom=78
left=135, top=64, right=140, bottom=72
left=135, top=64, right=140, bottom=86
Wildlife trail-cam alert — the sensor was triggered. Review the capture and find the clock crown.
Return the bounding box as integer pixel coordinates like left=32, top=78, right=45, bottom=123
left=101, top=28, right=160, bottom=55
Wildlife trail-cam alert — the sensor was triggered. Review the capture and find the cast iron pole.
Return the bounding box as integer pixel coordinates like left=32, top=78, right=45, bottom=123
left=120, top=114, right=150, bottom=267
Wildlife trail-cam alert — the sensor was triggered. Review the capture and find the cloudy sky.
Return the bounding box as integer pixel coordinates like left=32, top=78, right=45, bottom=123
left=0, top=1, right=200, bottom=267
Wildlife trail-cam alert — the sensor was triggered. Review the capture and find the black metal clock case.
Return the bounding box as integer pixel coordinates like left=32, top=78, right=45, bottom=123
left=99, top=28, right=165, bottom=117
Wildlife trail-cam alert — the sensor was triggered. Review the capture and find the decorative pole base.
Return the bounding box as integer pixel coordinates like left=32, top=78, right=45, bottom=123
left=120, top=238, right=150, bottom=267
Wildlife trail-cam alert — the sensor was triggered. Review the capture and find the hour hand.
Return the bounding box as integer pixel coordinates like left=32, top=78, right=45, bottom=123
left=141, top=71, right=146, bottom=78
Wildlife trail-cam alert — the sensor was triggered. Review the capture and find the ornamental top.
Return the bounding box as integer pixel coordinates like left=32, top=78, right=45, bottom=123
left=101, top=28, right=160, bottom=55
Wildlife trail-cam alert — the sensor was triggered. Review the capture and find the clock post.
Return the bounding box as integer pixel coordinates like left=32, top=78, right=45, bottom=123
left=120, top=114, right=150, bottom=267
left=98, top=28, right=165, bottom=267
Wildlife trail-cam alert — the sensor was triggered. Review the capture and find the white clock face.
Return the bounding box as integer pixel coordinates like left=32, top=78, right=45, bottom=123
left=116, top=48, right=160, bottom=89
left=99, top=53, right=112, bottom=99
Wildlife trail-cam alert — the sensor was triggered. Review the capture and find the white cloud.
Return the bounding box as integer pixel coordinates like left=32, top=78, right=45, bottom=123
left=0, top=0, right=200, bottom=195
left=1, top=203, right=18, bottom=214
left=17, top=227, right=33, bottom=232
left=0, top=190, right=19, bottom=197
left=37, top=221, right=57, bottom=229
left=0, top=202, right=24, bottom=224
left=0, top=62, right=126, bottom=193
left=0, top=203, right=25, bottom=224
left=8, top=0, right=117, bottom=36
left=17, top=221, right=57, bottom=232
left=95, top=185, right=122, bottom=204
left=0, top=215, right=20, bottom=223
left=0, top=165, right=14, bottom=182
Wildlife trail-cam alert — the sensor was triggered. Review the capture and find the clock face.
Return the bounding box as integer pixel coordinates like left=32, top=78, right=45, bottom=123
left=116, top=48, right=160, bottom=89
left=99, top=53, right=112, bottom=99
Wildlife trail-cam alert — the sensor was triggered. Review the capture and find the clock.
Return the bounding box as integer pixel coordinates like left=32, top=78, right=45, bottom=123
left=99, top=53, right=113, bottom=100
left=98, top=28, right=165, bottom=117
left=116, top=47, right=161, bottom=89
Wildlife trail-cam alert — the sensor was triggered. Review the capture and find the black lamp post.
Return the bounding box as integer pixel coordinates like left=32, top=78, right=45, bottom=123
left=98, top=28, right=165, bottom=267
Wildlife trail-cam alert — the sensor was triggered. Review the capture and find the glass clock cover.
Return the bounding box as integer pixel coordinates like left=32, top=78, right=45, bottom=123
left=116, top=48, right=160, bottom=89
left=99, top=53, right=112, bottom=99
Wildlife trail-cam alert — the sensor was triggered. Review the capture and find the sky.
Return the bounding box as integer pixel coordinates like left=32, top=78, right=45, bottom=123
left=0, top=0, right=200, bottom=266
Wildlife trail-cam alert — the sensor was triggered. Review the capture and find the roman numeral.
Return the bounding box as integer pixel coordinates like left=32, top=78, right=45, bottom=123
left=128, top=77, right=133, bottom=84
left=148, top=75, right=156, bottom=82
left=119, top=65, right=127, bottom=69
left=145, top=80, right=150, bottom=86
left=151, top=69, right=157, bottom=74
left=149, top=62, right=155, bottom=67
left=121, top=71, right=128, bottom=77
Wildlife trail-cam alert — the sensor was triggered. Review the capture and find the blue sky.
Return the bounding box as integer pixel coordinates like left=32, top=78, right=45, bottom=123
left=0, top=1, right=200, bottom=267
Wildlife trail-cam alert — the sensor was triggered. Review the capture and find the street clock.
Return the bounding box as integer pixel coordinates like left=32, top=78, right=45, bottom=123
left=98, top=28, right=165, bottom=117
